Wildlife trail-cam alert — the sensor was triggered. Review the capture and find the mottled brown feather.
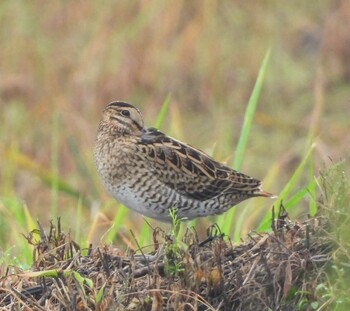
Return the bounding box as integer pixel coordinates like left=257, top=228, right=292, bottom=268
left=137, top=128, right=266, bottom=202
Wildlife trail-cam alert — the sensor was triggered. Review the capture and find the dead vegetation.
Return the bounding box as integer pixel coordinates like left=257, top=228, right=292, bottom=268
left=0, top=205, right=333, bottom=311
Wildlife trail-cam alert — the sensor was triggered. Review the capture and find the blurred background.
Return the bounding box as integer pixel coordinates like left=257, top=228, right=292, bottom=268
left=0, top=1, right=349, bottom=259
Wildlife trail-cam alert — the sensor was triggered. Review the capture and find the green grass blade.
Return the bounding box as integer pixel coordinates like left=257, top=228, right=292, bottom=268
left=67, top=136, right=99, bottom=198
left=23, top=269, right=59, bottom=278
left=308, top=158, right=317, bottom=216
left=232, top=161, right=280, bottom=241
left=154, top=94, right=171, bottom=128
left=104, top=203, right=128, bottom=243
left=4, top=147, right=86, bottom=202
left=257, top=143, right=315, bottom=231
left=22, top=202, right=37, bottom=232
left=96, top=283, right=106, bottom=303
left=217, top=206, right=237, bottom=234
left=51, top=109, right=59, bottom=218
left=137, top=220, right=151, bottom=248
left=0, top=198, right=34, bottom=266
left=217, top=48, right=271, bottom=233
left=284, top=159, right=345, bottom=211
left=233, top=48, right=271, bottom=170
left=284, top=187, right=310, bottom=210
left=75, top=196, right=83, bottom=244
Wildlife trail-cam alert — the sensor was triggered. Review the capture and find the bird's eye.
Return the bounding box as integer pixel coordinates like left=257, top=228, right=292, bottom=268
left=120, top=110, right=130, bottom=117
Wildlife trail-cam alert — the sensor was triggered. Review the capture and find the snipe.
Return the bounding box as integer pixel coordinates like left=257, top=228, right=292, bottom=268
left=94, top=101, right=273, bottom=222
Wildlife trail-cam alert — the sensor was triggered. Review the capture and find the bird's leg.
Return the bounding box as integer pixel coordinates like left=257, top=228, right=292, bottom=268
left=198, top=223, right=225, bottom=247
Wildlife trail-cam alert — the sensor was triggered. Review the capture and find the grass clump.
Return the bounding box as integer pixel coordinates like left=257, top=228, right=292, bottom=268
left=314, top=163, right=350, bottom=311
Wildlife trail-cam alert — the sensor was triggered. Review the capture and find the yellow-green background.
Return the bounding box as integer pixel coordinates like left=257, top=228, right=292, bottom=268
left=0, top=1, right=349, bottom=260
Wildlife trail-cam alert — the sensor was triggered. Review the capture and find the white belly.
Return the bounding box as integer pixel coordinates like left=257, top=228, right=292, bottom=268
left=105, top=183, right=169, bottom=221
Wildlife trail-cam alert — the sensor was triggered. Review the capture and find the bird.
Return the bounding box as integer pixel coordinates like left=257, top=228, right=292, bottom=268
left=94, top=101, right=273, bottom=222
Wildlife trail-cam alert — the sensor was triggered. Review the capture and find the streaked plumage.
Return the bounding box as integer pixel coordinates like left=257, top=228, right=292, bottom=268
left=94, top=101, right=273, bottom=222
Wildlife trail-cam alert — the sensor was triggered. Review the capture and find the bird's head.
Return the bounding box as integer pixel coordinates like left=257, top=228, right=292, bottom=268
left=99, top=101, right=145, bottom=136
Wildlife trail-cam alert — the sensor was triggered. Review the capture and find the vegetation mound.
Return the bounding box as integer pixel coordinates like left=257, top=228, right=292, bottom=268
left=0, top=210, right=333, bottom=310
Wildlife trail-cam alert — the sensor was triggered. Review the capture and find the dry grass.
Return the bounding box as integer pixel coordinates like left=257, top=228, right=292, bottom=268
left=0, top=208, right=333, bottom=310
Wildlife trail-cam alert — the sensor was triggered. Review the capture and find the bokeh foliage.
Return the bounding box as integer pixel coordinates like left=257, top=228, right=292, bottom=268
left=0, top=1, right=349, bottom=263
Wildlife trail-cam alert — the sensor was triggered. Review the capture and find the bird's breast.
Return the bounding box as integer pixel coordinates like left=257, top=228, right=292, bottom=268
left=94, top=139, right=138, bottom=184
